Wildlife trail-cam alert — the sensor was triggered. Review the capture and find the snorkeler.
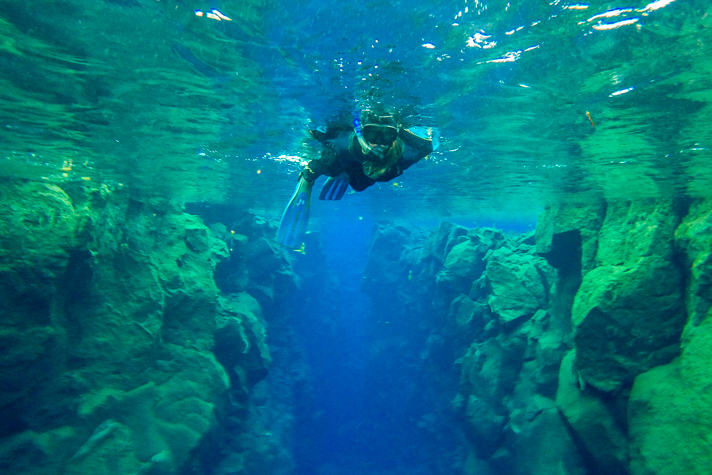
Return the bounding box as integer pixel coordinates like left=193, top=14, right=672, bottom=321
left=276, top=108, right=439, bottom=249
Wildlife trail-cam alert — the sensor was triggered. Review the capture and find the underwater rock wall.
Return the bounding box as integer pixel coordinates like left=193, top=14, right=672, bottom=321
left=0, top=182, right=293, bottom=475
left=362, top=197, right=712, bottom=475
left=362, top=222, right=567, bottom=475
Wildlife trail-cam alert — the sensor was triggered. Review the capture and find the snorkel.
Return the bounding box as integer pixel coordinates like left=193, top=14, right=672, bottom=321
left=352, top=110, right=374, bottom=155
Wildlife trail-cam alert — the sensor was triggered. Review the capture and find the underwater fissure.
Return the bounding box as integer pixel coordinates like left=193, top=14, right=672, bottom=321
left=1, top=180, right=711, bottom=475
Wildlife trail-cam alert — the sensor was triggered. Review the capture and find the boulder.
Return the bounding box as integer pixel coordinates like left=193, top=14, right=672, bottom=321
left=535, top=202, right=604, bottom=273
left=572, top=255, right=685, bottom=392
left=485, top=248, right=549, bottom=327
left=457, top=330, right=530, bottom=459
left=555, top=351, right=628, bottom=475
left=628, top=316, right=712, bottom=475
left=596, top=200, right=677, bottom=266
left=449, top=294, right=488, bottom=338
left=517, top=310, right=566, bottom=398
left=459, top=394, right=506, bottom=459
left=507, top=396, right=588, bottom=475
left=0, top=182, right=81, bottom=276
left=442, top=228, right=505, bottom=282
left=444, top=240, right=486, bottom=281
left=64, top=349, right=228, bottom=474
left=674, top=199, right=712, bottom=330
left=420, top=221, right=469, bottom=265
left=214, top=293, right=271, bottom=397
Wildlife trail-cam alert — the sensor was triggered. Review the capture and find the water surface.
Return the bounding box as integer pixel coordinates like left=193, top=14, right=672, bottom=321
left=1, top=0, right=710, bottom=219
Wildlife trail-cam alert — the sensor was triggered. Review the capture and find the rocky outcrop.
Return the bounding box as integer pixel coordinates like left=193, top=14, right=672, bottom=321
left=572, top=254, right=685, bottom=392
left=0, top=181, right=289, bottom=475
left=363, top=224, right=579, bottom=475
left=626, top=199, right=712, bottom=475
left=485, top=247, right=550, bottom=327
left=4, top=178, right=709, bottom=475
left=674, top=199, right=712, bottom=331
left=361, top=197, right=710, bottom=475
left=538, top=198, right=710, bottom=475
left=627, top=322, right=712, bottom=475
left=556, top=351, right=629, bottom=475
left=571, top=201, right=686, bottom=392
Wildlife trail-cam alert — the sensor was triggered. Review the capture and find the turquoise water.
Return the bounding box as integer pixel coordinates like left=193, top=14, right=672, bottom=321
left=2, top=0, right=710, bottom=223
left=1, top=2, right=712, bottom=474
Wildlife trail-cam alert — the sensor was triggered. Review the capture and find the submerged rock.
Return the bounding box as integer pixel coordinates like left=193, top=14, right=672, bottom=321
left=485, top=248, right=549, bottom=328
left=360, top=200, right=711, bottom=475
left=506, top=395, right=588, bottom=475
left=421, top=221, right=469, bottom=265
left=573, top=255, right=685, bottom=392
left=214, top=293, right=271, bottom=398
left=0, top=182, right=82, bottom=275
left=457, top=331, right=529, bottom=459
left=461, top=394, right=507, bottom=459
left=444, top=240, right=486, bottom=280
left=628, top=317, right=712, bottom=475
left=627, top=199, right=712, bottom=475
left=0, top=182, right=284, bottom=475
left=556, top=351, right=628, bottom=475
left=595, top=200, right=678, bottom=266
left=674, top=199, right=712, bottom=331
left=535, top=202, right=604, bottom=273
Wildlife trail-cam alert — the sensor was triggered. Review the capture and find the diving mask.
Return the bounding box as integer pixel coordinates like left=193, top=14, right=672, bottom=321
left=362, top=124, right=398, bottom=146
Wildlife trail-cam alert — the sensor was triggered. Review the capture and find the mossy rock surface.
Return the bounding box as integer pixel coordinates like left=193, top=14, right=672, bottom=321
left=555, top=351, right=628, bottom=475
left=0, top=182, right=82, bottom=270
left=0, top=182, right=241, bottom=474
left=485, top=248, right=548, bottom=326
left=572, top=255, right=685, bottom=392
left=674, top=199, right=712, bottom=330
left=628, top=318, right=712, bottom=475
left=595, top=200, right=677, bottom=266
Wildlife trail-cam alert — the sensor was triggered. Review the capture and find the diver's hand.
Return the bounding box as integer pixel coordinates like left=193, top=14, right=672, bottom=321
left=299, top=166, right=317, bottom=183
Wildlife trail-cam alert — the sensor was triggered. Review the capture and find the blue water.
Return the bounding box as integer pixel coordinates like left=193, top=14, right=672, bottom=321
left=1, top=0, right=710, bottom=473
left=286, top=216, right=468, bottom=475
left=289, top=220, right=370, bottom=472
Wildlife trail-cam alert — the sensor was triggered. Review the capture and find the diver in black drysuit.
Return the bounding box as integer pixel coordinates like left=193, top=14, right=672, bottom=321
left=301, top=111, right=436, bottom=191
left=274, top=109, right=439, bottom=249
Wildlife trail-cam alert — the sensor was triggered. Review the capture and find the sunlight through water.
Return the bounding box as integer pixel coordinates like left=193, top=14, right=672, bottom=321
left=0, top=0, right=710, bottom=222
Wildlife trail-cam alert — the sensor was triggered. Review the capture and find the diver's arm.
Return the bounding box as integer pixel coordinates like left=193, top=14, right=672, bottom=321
left=301, top=148, right=343, bottom=182
left=299, top=164, right=319, bottom=182
left=398, top=128, right=436, bottom=169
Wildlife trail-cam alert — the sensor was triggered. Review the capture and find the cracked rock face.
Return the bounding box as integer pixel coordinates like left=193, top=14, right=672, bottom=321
left=628, top=316, right=712, bottom=475
left=0, top=183, right=280, bottom=475
left=626, top=200, right=712, bottom=475
left=572, top=255, right=686, bottom=392
left=485, top=248, right=549, bottom=327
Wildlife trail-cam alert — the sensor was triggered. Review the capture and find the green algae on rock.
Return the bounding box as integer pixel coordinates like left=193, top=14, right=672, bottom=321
left=626, top=199, right=712, bottom=475
left=556, top=351, right=629, bottom=475
left=485, top=247, right=550, bottom=327
left=359, top=197, right=712, bottom=475
left=0, top=181, right=281, bottom=475
left=628, top=317, right=712, bottom=475
left=572, top=255, right=685, bottom=392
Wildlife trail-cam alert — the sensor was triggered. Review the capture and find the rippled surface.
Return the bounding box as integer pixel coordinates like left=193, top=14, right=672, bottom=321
left=1, top=0, right=710, bottom=222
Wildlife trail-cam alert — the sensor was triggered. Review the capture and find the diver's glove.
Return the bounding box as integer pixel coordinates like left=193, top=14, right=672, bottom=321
left=299, top=165, right=317, bottom=183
